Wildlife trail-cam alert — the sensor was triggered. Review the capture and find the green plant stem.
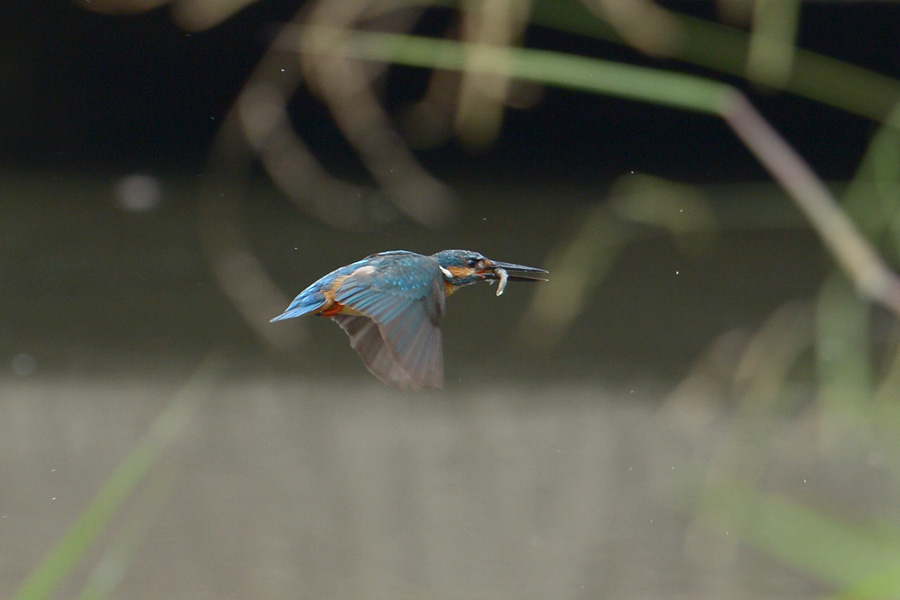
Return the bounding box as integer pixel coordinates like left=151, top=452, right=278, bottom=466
left=291, top=25, right=730, bottom=113
left=12, top=357, right=224, bottom=600
left=292, top=25, right=900, bottom=316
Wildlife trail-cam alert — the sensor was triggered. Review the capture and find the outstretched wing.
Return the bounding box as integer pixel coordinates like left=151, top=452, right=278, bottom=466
left=331, top=315, right=436, bottom=390
left=332, top=253, right=446, bottom=390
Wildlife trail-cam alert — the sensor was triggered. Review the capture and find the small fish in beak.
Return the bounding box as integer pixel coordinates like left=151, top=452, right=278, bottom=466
left=495, top=267, right=509, bottom=296
left=480, top=259, right=547, bottom=296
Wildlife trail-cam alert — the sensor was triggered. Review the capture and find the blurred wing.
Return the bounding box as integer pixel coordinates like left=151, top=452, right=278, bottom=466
left=332, top=315, right=437, bottom=390
left=333, top=255, right=445, bottom=389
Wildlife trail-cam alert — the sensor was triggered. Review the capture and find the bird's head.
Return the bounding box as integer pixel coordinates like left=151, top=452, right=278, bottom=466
left=432, top=249, right=547, bottom=293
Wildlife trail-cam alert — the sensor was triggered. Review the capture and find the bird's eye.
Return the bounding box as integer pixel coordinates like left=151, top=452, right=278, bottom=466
left=466, top=258, right=477, bottom=268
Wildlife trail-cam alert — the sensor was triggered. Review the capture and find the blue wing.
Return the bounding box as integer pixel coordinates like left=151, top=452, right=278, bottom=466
left=333, top=252, right=446, bottom=389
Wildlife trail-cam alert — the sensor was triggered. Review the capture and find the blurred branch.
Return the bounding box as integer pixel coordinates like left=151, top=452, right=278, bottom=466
left=579, top=0, right=681, bottom=57
left=521, top=175, right=718, bottom=348
left=287, top=25, right=730, bottom=111
left=720, top=92, right=900, bottom=315
left=301, top=25, right=900, bottom=318
left=527, top=0, right=900, bottom=122
left=731, top=300, right=813, bottom=410
left=842, top=103, right=900, bottom=250
left=607, top=174, right=718, bottom=256
left=660, top=301, right=812, bottom=431
left=515, top=202, right=637, bottom=349
left=699, top=480, right=900, bottom=589
left=454, top=0, right=534, bottom=147
left=198, top=129, right=304, bottom=352
left=199, top=5, right=455, bottom=352
left=745, top=0, right=801, bottom=88
left=298, top=1, right=457, bottom=227
left=199, top=56, right=305, bottom=352
left=78, top=0, right=900, bottom=353
left=78, top=0, right=462, bottom=231
left=814, top=273, right=873, bottom=446
left=77, top=0, right=261, bottom=31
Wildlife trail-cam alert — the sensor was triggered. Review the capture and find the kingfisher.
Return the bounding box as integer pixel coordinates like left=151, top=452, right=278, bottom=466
left=271, top=249, right=547, bottom=390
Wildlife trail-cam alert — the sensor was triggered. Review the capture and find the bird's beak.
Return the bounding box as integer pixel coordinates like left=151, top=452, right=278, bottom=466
left=480, top=259, right=548, bottom=283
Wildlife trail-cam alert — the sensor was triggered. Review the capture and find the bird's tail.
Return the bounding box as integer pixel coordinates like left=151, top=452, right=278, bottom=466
left=270, top=290, right=326, bottom=322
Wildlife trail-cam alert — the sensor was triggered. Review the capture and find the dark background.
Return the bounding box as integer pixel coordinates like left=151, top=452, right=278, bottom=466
left=4, top=1, right=897, bottom=180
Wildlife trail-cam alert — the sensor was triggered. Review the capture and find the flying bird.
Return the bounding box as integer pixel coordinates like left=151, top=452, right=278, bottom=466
left=271, top=249, right=547, bottom=389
